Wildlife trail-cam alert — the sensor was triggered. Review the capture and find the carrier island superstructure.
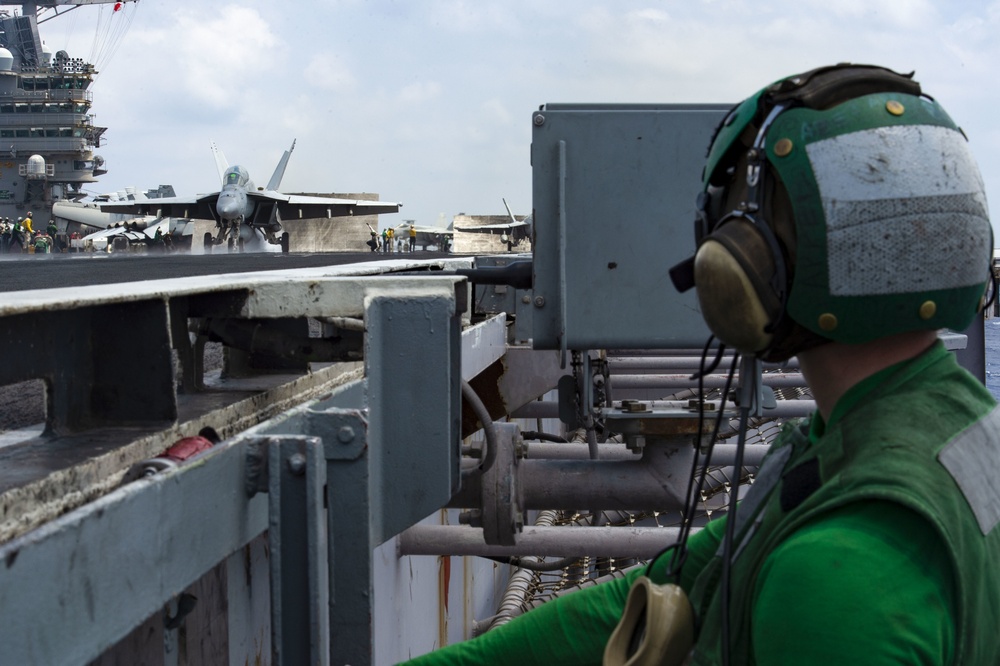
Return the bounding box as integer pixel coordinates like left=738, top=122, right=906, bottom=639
left=0, top=0, right=133, bottom=228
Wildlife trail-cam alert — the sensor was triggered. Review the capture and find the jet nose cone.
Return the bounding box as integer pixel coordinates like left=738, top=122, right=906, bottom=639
left=217, top=198, right=241, bottom=220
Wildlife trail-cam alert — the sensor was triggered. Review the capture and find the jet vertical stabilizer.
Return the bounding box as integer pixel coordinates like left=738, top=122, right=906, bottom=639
left=266, top=139, right=297, bottom=192
left=502, top=197, right=517, bottom=224
left=210, top=141, right=229, bottom=182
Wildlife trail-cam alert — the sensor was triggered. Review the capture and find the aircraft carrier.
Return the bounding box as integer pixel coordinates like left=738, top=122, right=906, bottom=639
left=0, top=23, right=991, bottom=666
left=0, top=1, right=115, bottom=229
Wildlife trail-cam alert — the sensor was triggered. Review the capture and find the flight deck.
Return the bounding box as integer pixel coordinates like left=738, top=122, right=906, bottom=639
left=0, top=250, right=455, bottom=292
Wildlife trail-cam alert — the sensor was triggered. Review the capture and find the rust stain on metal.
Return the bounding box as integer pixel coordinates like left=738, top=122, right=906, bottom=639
left=629, top=416, right=707, bottom=437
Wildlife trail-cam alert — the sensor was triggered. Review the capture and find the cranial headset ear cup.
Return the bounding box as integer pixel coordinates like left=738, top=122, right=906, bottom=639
left=693, top=220, right=782, bottom=354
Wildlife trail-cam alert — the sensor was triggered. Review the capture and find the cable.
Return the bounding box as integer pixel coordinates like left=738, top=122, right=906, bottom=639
left=720, top=397, right=751, bottom=666
left=691, top=339, right=728, bottom=380
left=657, top=336, right=739, bottom=583
left=462, top=380, right=498, bottom=473
left=983, top=273, right=998, bottom=313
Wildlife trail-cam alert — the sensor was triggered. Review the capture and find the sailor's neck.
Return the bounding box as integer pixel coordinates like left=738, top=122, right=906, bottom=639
left=796, top=330, right=939, bottom=421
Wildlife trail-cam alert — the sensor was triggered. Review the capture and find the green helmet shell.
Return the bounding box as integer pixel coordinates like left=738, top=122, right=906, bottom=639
left=768, top=92, right=990, bottom=342
left=704, top=74, right=991, bottom=346
left=703, top=89, right=765, bottom=189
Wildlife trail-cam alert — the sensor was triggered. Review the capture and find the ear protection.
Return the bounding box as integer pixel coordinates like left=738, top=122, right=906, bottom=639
left=687, top=103, right=792, bottom=355
left=693, top=215, right=784, bottom=353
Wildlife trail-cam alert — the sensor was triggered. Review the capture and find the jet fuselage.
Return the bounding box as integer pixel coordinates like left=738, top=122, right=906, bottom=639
left=217, top=166, right=254, bottom=223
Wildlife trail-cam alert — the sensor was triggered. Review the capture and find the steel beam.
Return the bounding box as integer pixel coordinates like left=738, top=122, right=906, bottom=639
left=0, top=437, right=268, bottom=666
left=267, top=436, right=329, bottom=666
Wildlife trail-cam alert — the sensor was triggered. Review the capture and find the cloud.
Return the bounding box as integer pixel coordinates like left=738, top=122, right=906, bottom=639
left=124, top=5, right=283, bottom=112
left=798, top=0, right=938, bottom=28
left=480, top=99, right=513, bottom=127
left=398, top=81, right=443, bottom=104
left=304, top=52, right=357, bottom=93
left=426, top=0, right=520, bottom=33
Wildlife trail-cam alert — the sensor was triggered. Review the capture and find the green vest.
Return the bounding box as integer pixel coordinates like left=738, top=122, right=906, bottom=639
left=689, top=348, right=1000, bottom=665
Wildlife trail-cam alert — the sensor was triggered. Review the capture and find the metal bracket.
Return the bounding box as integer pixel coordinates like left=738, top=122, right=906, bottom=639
left=240, top=434, right=331, bottom=666
left=481, top=422, right=524, bottom=546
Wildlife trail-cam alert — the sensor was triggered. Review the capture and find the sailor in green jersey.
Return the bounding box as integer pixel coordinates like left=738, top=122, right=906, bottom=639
left=402, top=63, right=1000, bottom=665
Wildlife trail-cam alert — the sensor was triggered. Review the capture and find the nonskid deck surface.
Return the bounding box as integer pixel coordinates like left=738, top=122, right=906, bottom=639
left=0, top=250, right=456, bottom=292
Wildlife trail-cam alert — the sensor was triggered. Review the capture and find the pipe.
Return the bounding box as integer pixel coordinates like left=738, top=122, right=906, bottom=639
left=399, top=524, right=684, bottom=559
left=512, top=399, right=815, bottom=420
left=702, top=444, right=769, bottom=467
left=612, top=373, right=805, bottom=390
left=524, top=441, right=638, bottom=460
left=449, top=439, right=750, bottom=512
left=523, top=442, right=770, bottom=467
left=318, top=316, right=365, bottom=332
left=451, top=425, right=765, bottom=514
left=607, top=357, right=800, bottom=371
left=514, top=445, right=692, bottom=511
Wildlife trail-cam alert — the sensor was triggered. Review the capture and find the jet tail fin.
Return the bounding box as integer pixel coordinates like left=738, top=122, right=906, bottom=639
left=502, top=197, right=517, bottom=224
left=266, top=139, right=297, bottom=191
left=211, top=141, right=229, bottom=182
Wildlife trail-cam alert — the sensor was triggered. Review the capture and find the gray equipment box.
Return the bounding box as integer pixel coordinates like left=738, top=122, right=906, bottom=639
left=531, top=103, right=730, bottom=351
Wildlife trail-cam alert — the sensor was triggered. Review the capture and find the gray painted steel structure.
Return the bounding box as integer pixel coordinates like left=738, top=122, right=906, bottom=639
left=0, top=265, right=474, bottom=665
left=0, top=103, right=981, bottom=665
left=530, top=104, right=731, bottom=351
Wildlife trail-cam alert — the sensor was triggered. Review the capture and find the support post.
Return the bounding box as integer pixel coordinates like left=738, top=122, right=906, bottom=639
left=267, top=436, right=329, bottom=666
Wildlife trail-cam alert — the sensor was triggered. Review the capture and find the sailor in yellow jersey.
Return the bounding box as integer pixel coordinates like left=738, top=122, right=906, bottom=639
left=403, top=63, right=1000, bottom=665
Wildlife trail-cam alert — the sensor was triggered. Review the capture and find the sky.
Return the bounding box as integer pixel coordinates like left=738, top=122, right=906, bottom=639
left=36, top=0, right=1000, bottom=234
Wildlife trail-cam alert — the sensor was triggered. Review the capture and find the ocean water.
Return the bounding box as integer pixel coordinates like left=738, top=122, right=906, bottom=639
left=985, top=318, right=1000, bottom=401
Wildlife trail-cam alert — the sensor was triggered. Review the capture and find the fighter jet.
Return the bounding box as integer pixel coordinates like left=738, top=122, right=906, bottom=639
left=454, top=198, right=532, bottom=251
left=99, top=140, right=402, bottom=252
left=392, top=219, right=454, bottom=251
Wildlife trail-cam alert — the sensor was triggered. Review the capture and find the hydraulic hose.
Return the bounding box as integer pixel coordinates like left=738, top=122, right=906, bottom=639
left=462, top=380, right=498, bottom=473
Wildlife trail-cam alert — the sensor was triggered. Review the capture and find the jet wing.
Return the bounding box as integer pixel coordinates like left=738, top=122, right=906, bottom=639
left=394, top=223, right=453, bottom=238
left=415, top=228, right=454, bottom=238
left=254, top=192, right=400, bottom=219
left=454, top=221, right=528, bottom=233
left=100, top=193, right=219, bottom=221
left=101, top=191, right=401, bottom=221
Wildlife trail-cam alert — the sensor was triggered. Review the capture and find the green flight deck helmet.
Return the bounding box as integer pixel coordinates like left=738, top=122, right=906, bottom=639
left=678, top=63, right=992, bottom=361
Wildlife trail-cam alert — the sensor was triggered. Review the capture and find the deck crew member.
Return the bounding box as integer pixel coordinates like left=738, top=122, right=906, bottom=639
left=402, top=63, right=1000, bottom=666
left=409, top=224, right=417, bottom=252
left=32, top=230, right=50, bottom=254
